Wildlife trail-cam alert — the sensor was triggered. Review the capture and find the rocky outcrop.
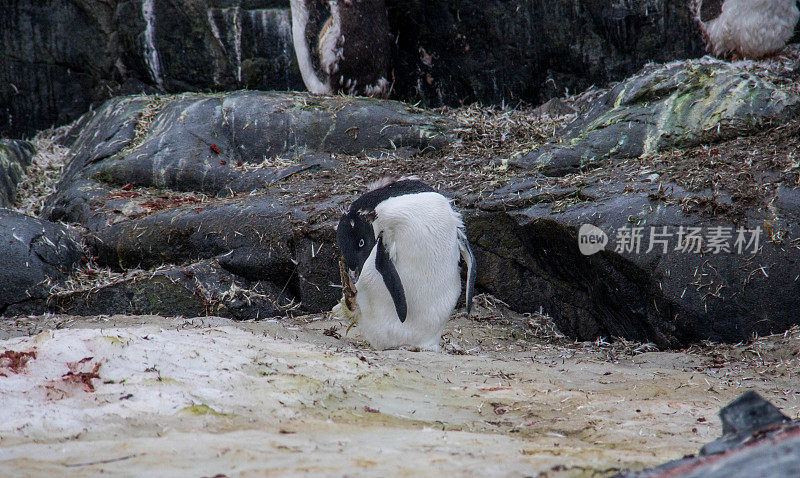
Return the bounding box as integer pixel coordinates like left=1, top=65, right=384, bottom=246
left=1, top=0, right=706, bottom=138
left=466, top=59, right=800, bottom=346
left=0, top=209, right=83, bottom=315
left=466, top=166, right=800, bottom=347
left=512, top=59, right=800, bottom=176
left=0, top=140, right=34, bottom=206
left=6, top=56, right=800, bottom=347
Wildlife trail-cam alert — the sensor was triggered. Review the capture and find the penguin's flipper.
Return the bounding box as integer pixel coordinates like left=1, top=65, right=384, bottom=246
left=375, top=233, right=407, bottom=322
left=458, top=229, right=477, bottom=315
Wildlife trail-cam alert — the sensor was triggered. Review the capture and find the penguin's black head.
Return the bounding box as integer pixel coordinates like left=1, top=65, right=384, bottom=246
left=337, top=179, right=435, bottom=282
left=337, top=210, right=376, bottom=281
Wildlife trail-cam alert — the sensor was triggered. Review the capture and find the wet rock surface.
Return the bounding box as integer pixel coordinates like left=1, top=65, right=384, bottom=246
left=388, top=0, right=706, bottom=107
left=1, top=0, right=707, bottom=138
left=1, top=0, right=302, bottom=139
left=0, top=140, right=34, bottom=206
left=0, top=210, right=83, bottom=315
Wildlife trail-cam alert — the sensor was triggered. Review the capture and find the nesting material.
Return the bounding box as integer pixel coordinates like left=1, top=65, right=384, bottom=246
left=332, top=257, right=360, bottom=333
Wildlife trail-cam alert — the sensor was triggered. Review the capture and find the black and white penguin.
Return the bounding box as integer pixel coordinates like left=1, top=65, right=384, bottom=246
left=336, top=179, right=476, bottom=351
left=692, top=0, right=799, bottom=59
left=289, top=0, right=391, bottom=97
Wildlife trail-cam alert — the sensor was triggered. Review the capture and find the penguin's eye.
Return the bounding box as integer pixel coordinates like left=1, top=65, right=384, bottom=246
left=358, top=239, right=365, bottom=248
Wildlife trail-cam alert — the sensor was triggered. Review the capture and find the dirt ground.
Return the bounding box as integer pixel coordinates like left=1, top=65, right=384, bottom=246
left=0, top=299, right=798, bottom=477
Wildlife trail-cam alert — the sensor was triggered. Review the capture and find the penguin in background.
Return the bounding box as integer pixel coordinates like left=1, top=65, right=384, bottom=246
left=289, top=0, right=392, bottom=97
left=336, top=179, right=476, bottom=351
left=692, top=0, right=800, bottom=59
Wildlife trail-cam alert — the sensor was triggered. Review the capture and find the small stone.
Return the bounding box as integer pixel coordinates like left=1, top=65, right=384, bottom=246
left=719, top=391, right=789, bottom=436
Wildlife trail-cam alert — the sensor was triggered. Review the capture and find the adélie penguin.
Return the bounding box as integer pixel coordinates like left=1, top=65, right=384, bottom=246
left=335, top=179, right=476, bottom=351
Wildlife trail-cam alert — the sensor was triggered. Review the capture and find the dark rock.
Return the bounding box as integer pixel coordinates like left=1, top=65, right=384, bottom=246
left=1, top=0, right=302, bottom=139
left=620, top=428, right=800, bottom=478
left=387, top=0, right=706, bottom=107
left=719, top=391, right=791, bottom=437
left=513, top=59, right=800, bottom=176
left=464, top=59, right=800, bottom=346
left=2, top=0, right=707, bottom=138
left=617, top=393, right=800, bottom=478
left=533, top=98, right=576, bottom=117
left=0, top=209, right=83, bottom=316
left=468, top=160, right=800, bottom=347
left=50, top=260, right=291, bottom=320
left=699, top=391, right=791, bottom=456
left=46, top=91, right=452, bottom=215
left=0, top=139, right=34, bottom=207
left=82, top=195, right=344, bottom=312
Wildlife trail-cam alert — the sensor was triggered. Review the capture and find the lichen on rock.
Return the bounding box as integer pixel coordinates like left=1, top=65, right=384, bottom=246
left=514, top=58, right=800, bottom=176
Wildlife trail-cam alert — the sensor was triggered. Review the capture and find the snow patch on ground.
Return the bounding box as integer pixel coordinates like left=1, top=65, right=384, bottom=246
left=0, top=326, right=366, bottom=444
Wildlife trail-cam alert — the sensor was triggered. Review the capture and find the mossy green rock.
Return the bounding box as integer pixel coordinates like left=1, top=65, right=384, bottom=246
left=515, top=59, right=800, bottom=176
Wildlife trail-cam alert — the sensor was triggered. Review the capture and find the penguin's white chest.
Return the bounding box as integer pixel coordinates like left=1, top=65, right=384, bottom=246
left=354, top=193, right=464, bottom=350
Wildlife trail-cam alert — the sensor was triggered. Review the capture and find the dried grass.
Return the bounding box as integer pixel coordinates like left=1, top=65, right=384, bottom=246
left=444, top=104, right=571, bottom=159
left=241, top=154, right=302, bottom=172
left=687, top=326, right=800, bottom=369
left=44, top=263, right=174, bottom=298
left=278, top=100, right=581, bottom=213
left=13, top=125, right=73, bottom=217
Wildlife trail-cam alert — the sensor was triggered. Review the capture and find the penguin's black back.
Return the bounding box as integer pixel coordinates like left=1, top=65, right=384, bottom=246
left=349, top=180, right=436, bottom=213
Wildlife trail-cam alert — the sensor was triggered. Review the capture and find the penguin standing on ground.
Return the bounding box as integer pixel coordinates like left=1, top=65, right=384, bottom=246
left=336, top=179, right=476, bottom=351
left=692, top=0, right=800, bottom=59
left=289, top=0, right=392, bottom=97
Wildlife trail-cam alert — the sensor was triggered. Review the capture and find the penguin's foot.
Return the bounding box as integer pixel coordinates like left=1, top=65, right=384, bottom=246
left=331, top=296, right=360, bottom=336
left=332, top=296, right=359, bottom=320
